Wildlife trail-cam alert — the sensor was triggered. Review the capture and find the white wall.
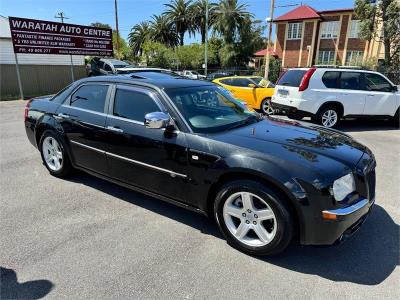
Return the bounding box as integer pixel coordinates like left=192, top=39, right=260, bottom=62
left=0, top=15, right=84, bottom=65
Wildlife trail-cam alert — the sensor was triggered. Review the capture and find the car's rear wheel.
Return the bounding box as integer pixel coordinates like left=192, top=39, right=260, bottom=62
left=214, top=180, right=294, bottom=256
left=39, top=130, right=72, bottom=177
left=317, top=106, right=341, bottom=128
left=260, top=98, right=274, bottom=115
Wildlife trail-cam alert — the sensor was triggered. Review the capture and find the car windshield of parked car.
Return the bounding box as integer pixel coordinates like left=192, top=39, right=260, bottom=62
left=165, top=85, right=258, bottom=133
left=249, top=77, right=274, bottom=88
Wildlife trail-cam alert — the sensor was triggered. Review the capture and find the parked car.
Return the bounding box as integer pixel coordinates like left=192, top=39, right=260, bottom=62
left=213, top=76, right=275, bottom=114
left=24, top=74, right=376, bottom=256
left=271, top=67, right=400, bottom=127
left=206, top=72, right=234, bottom=81
left=178, top=70, right=206, bottom=80
left=86, top=58, right=165, bottom=76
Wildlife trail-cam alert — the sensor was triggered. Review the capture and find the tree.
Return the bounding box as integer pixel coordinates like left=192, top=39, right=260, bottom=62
left=213, top=0, right=251, bottom=44
left=355, top=0, right=400, bottom=77
left=149, top=15, right=180, bottom=47
left=90, top=22, right=111, bottom=29
left=141, top=41, right=176, bottom=68
left=128, top=21, right=151, bottom=57
left=192, top=0, right=217, bottom=44
left=164, top=0, right=195, bottom=46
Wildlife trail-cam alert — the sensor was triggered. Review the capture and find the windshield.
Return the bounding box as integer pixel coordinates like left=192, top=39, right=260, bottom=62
left=249, top=77, right=274, bottom=88
left=165, top=85, right=258, bottom=133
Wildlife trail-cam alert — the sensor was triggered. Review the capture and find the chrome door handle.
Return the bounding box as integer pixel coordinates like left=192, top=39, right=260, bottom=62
left=106, top=126, right=124, bottom=133
left=57, top=113, right=70, bottom=119
left=367, top=94, right=375, bottom=97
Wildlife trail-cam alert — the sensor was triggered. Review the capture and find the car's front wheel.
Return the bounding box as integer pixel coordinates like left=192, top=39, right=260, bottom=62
left=214, top=180, right=294, bottom=256
left=39, top=130, right=72, bottom=177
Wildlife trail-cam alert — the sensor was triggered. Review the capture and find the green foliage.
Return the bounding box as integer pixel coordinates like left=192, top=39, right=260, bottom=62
left=164, top=0, right=195, bottom=46
left=128, top=22, right=151, bottom=57
left=355, top=0, right=400, bottom=74
left=256, top=56, right=281, bottom=83
left=141, top=41, right=176, bottom=68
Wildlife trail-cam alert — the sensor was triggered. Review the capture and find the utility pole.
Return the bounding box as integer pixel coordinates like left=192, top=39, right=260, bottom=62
left=114, top=0, right=120, bottom=58
left=55, top=12, right=75, bottom=82
left=204, top=0, right=209, bottom=77
left=264, top=0, right=275, bottom=80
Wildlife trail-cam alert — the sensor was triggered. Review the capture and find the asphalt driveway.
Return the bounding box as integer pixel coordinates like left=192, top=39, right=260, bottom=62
left=1, top=100, right=399, bottom=299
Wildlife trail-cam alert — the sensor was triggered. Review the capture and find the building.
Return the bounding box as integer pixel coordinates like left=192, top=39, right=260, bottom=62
left=0, top=15, right=86, bottom=99
left=272, top=5, right=384, bottom=68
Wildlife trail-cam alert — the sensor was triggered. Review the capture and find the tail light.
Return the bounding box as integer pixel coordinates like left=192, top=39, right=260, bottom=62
left=24, top=99, right=32, bottom=121
left=298, top=67, right=316, bottom=91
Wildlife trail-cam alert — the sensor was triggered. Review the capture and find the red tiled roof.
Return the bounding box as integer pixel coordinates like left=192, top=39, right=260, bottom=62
left=254, top=48, right=277, bottom=56
left=274, top=5, right=320, bottom=22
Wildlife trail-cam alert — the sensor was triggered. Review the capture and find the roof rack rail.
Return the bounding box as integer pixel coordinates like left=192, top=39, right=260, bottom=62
left=312, top=65, right=371, bottom=70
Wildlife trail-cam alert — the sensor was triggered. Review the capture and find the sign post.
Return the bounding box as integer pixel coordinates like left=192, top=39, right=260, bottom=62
left=14, top=53, right=24, bottom=100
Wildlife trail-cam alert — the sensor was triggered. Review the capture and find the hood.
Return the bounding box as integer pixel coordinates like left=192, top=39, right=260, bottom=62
left=212, top=117, right=366, bottom=168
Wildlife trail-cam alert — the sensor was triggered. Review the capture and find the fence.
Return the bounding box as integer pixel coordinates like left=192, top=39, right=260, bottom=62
left=1, top=65, right=86, bottom=100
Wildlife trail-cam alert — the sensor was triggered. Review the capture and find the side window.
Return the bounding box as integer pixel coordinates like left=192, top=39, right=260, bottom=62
left=322, top=71, right=340, bottom=88
left=113, top=88, right=160, bottom=122
left=230, top=78, right=251, bottom=87
left=219, top=79, right=232, bottom=85
left=339, top=72, right=362, bottom=90
left=104, top=64, right=112, bottom=72
left=70, top=84, right=109, bottom=113
left=364, top=73, right=392, bottom=92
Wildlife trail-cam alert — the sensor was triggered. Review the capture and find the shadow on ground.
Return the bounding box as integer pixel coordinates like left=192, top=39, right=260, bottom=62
left=0, top=267, right=53, bottom=299
left=69, top=173, right=398, bottom=286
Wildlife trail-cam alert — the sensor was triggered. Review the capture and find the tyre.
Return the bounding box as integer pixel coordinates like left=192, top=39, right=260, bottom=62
left=39, top=130, right=73, bottom=177
left=317, top=105, right=341, bottom=128
left=260, top=98, right=274, bottom=115
left=214, top=180, right=294, bottom=256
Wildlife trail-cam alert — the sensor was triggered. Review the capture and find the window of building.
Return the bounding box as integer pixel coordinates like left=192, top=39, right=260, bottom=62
left=287, top=22, right=303, bottom=40
left=317, top=51, right=335, bottom=64
left=113, top=88, right=160, bottom=122
left=348, top=20, right=360, bottom=38
left=70, top=84, right=109, bottom=113
left=345, top=51, right=364, bottom=65
left=320, top=21, right=339, bottom=39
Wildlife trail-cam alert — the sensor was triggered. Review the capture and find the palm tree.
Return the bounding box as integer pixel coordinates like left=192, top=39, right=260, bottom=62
left=128, top=21, right=151, bottom=56
left=164, top=0, right=194, bottom=46
left=192, top=0, right=217, bottom=44
left=214, top=0, right=251, bottom=44
left=149, top=14, right=179, bottom=47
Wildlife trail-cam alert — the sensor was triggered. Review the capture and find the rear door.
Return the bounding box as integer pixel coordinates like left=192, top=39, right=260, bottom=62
left=335, top=71, right=367, bottom=115
left=55, top=83, right=111, bottom=174
left=104, top=84, right=189, bottom=202
left=362, top=72, right=397, bottom=115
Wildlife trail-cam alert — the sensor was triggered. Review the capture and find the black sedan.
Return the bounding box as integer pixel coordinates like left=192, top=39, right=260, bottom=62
left=24, top=74, right=376, bottom=256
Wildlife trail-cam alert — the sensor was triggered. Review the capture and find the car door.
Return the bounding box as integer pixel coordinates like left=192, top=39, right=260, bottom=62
left=336, top=71, right=367, bottom=116
left=104, top=84, right=189, bottom=202
left=55, top=83, right=111, bottom=174
left=362, top=72, right=397, bottom=115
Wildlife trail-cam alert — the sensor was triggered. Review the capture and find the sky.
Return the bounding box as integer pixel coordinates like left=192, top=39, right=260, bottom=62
left=1, top=0, right=355, bottom=44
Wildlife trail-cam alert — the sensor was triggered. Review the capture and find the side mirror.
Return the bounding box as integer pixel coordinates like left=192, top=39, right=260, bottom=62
left=392, top=85, right=398, bottom=92
left=248, top=83, right=257, bottom=88
left=144, top=112, right=171, bottom=129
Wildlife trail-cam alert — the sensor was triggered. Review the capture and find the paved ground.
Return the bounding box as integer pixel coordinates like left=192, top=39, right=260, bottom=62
left=1, top=100, right=399, bottom=299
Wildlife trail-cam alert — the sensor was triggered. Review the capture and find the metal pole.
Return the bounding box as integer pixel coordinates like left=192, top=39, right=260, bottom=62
left=114, top=0, right=120, bottom=58
left=55, top=12, right=74, bottom=82
left=264, top=0, right=275, bottom=80
left=204, top=0, right=209, bottom=77
left=14, top=53, right=24, bottom=100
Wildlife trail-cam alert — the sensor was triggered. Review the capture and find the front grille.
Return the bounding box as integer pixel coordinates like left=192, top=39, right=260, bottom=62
left=366, top=169, right=376, bottom=201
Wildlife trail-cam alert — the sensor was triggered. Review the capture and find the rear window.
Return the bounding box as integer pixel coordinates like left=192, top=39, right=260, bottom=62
left=322, top=71, right=340, bottom=88
left=277, top=69, right=307, bottom=87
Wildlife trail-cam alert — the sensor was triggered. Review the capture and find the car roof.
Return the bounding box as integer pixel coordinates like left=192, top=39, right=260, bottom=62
left=78, top=75, right=213, bottom=90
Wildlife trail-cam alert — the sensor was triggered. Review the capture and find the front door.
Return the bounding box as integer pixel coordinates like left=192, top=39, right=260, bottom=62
left=362, top=72, right=397, bottom=115
left=55, top=83, right=111, bottom=174
left=104, top=85, right=189, bottom=202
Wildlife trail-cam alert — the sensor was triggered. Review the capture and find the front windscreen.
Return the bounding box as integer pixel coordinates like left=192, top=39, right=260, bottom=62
left=165, top=85, right=258, bottom=133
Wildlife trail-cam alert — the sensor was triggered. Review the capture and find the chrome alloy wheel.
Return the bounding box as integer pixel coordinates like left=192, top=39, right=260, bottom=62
left=321, top=109, right=338, bottom=127
left=262, top=99, right=274, bottom=115
left=223, top=192, right=277, bottom=247
left=42, top=136, right=63, bottom=171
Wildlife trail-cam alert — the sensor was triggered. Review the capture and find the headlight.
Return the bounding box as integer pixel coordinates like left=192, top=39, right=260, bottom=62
left=332, top=173, right=356, bottom=201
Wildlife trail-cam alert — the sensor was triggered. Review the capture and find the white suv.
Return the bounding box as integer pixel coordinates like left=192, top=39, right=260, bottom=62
left=271, top=67, right=400, bottom=127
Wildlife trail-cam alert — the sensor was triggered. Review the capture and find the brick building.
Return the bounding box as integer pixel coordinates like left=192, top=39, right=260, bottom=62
left=272, top=5, right=384, bottom=68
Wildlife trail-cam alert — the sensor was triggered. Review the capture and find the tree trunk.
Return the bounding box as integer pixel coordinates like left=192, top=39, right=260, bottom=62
left=180, top=32, right=184, bottom=46
left=201, top=28, right=205, bottom=44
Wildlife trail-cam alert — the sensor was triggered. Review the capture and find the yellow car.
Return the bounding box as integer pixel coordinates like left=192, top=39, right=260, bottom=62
left=213, top=76, right=275, bottom=114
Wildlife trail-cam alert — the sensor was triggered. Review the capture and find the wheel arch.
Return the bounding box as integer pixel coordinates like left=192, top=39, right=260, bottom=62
left=317, top=101, right=344, bottom=117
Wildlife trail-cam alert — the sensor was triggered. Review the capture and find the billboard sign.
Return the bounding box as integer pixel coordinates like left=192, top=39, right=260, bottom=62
left=8, top=17, right=113, bottom=56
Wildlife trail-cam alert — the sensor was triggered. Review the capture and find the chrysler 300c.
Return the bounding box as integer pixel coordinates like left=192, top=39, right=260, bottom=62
left=24, top=74, right=376, bottom=256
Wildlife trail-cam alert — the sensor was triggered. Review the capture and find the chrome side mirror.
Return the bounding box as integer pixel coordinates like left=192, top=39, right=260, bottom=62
left=144, top=112, right=171, bottom=129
